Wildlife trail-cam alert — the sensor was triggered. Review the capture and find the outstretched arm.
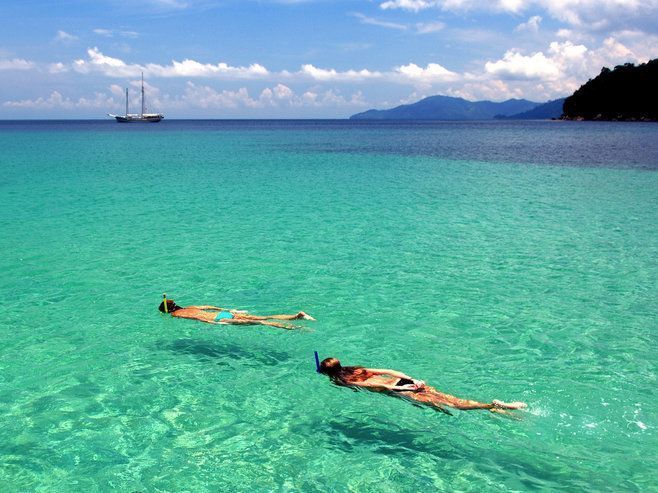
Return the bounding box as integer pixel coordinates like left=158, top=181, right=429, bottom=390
left=255, top=320, right=299, bottom=330
left=364, top=368, right=425, bottom=389
left=349, top=380, right=418, bottom=392
left=368, top=368, right=413, bottom=379
left=187, top=305, right=224, bottom=311
left=171, top=311, right=213, bottom=322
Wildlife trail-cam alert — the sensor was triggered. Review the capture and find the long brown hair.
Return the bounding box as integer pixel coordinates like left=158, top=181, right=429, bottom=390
left=319, top=358, right=364, bottom=385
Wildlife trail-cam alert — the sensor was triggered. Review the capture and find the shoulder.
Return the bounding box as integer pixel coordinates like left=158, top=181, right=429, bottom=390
left=171, top=308, right=194, bottom=317
left=342, top=366, right=372, bottom=381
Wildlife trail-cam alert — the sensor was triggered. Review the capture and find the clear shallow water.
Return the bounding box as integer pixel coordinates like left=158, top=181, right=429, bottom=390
left=0, top=120, right=656, bottom=492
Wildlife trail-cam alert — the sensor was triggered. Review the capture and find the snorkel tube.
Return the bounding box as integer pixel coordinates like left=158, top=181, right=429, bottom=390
left=162, top=293, right=168, bottom=313
left=314, top=351, right=321, bottom=373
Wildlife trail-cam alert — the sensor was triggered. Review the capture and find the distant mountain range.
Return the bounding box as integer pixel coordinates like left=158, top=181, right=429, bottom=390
left=349, top=95, right=565, bottom=121
left=495, top=98, right=566, bottom=120
left=350, top=95, right=566, bottom=121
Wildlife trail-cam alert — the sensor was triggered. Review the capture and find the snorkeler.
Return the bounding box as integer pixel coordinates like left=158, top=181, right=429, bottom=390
left=318, top=358, right=526, bottom=415
left=158, top=298, right=315, bottom=330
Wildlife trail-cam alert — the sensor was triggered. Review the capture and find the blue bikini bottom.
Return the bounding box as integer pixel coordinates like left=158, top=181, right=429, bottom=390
left=214, top=310, right=234, bottom=321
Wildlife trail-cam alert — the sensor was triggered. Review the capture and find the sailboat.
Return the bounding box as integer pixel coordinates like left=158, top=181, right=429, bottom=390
left=108, top=72, right=164, bottom=122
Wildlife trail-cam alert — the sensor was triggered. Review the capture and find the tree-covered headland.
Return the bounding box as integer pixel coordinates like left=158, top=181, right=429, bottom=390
left=562, top=59, right=658, bottom=121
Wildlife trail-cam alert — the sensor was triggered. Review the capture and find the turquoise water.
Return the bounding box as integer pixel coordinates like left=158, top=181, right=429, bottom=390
left=1, top=120, right=656, bottom=492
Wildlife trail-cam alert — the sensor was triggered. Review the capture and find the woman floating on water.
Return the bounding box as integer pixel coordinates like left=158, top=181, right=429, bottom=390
left=319, top=358, right=526, bottom=415
left=159, top=298, right=315, bottom=330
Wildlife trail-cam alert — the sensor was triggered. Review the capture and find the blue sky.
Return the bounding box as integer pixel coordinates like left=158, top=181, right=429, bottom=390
left=1, top=0, right=656, bottom=118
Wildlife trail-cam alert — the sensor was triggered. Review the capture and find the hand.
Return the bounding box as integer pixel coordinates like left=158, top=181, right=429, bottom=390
left=400, top=384, right=416, bottom=391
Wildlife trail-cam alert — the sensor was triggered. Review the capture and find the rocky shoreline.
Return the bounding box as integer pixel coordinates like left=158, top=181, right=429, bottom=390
left=560, top=114, right=658, bottom=122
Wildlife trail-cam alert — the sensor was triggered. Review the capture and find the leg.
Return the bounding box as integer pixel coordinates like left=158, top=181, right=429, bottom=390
left=219, top=318, right=298, bottom=330
left=411, top=388, right=493, bottom=410
left=405, top=387, right=525, bottom=411
left=236, top=312, right=315, bottom=321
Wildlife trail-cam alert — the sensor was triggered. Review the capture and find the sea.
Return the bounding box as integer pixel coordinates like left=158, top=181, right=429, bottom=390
left=0, top=119, right=656, bottom=492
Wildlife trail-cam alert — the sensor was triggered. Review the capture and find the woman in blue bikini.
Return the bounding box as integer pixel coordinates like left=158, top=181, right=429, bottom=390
left=159, top=299, right=315, bottom=330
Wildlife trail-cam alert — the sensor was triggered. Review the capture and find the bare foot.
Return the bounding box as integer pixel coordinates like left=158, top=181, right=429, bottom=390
left=489, top=408, right=522, bottom=419
left=492, top=399, right=527, bottom=410
left=297, top=311, right=316, bottom=321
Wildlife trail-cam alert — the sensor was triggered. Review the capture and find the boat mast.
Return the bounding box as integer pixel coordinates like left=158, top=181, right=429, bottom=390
left=141, top=72, right=145, bottom=117
left=125, top=87, right=129, bottom=117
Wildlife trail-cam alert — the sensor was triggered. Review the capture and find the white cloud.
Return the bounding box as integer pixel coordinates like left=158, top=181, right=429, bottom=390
left=378, top=0, right=658, bottom=32
left=144, top=0, right=189, bottom=10
left=394, top=62, right=459, bottom=85
left=181, top=83, right=259, bottom=108
left=94, top=28, right=140, bottom=38
left=416, top=21, right=446, bottom=33
left=178, top=82, right=368, bottom=110
left=0, top=58, right=35, bottom=70
left=2, top=80, right=361, bottom=114
left=73, top=48, right=270, bottom=79
left=160, top=59, right=269, bottom=79
left=54, top=30, right=78, bottom=43
left=3, top=90, right=115, bottom=109
left=49, top=62, right=68, bottom=74
left=153, top=59, right=269, bottom=78
left=74, top=48, right=131, bottom=76
left=300, top=64, right=382, bottom=81
left=273, top=83, right=294, bottom=99
left=380, top=0, right=441, bottom=12
left=498, top=0, right=525, bottom=13
left=4, top=91, right=73, bottom=109
left=471, top=33, right=654, bottom=101
left=485, top=44, right=583, bottom=80
left=516, top=15, right=542, bottom=32
left=109, top=84, right=125, bottom=97
left=352, top=13, right=407, bottom=30
left=535, top=0, right=658, bottom=29
left=445, top=79, right=524, bottom=101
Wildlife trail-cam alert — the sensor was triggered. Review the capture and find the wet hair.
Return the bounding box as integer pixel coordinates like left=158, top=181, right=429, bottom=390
left=158, top=299, right=181, bottom=313
left=319, top=358, right=363, bottom=385
left=319, top=357, right=342, bottom=375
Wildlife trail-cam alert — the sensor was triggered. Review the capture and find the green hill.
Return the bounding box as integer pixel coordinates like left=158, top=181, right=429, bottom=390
left=496, top=98, right=565, bottom=120
left=562, top=59, right=658, bottom=121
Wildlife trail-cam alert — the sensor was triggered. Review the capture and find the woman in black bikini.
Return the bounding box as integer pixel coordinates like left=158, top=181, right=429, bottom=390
left=319, top=358, right=526, bottom=415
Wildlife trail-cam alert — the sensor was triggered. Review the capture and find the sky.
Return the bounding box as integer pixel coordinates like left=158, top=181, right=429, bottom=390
left=0, top=0, right=657, bottom=118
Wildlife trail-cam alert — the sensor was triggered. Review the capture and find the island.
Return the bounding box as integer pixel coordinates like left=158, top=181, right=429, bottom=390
left=349, top=95, right=541, bottom=121
left=561, top=59, right=658, bottom=121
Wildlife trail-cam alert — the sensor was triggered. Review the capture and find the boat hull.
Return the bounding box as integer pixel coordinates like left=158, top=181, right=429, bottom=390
left=113, top=114, right=163, bottom=123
